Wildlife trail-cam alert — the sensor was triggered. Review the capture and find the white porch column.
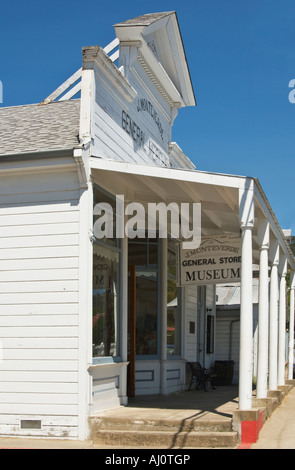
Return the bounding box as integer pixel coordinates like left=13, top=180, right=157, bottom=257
left=256, top=220, right=270, bottom=398
left=239, top=184, right=254, bottom=410
left=288, top=271, right=295, bottom=380
left=160, top=237, right=168, bottom=394
left=278, top=256, right=287, bottom=386
left=269, top=241, right=280, bottom=391
left=120, top=213, right=129, bottom=404
left=120, top=229, right=128, bottom=363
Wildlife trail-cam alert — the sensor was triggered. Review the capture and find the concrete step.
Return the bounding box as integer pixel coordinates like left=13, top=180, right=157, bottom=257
left=90, top=414, right=233, bottom=433
left=89, top=414, right=238, bottom=448
left=91, top=428, right=239, bottom=448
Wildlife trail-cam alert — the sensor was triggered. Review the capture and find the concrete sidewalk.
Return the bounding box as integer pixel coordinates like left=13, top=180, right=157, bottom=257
left=1, top=383, right=295, bottom=449
left=0, top=386, right=239, bottom=449
left=250, top=385, right=295, bottom=449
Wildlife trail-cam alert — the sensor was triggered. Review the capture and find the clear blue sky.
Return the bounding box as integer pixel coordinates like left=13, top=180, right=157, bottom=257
left=1, top=0, right=294, bottom=233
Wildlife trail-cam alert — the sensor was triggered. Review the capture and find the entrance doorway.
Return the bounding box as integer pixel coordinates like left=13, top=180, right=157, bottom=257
left=127, top=264, right=159, bottom=397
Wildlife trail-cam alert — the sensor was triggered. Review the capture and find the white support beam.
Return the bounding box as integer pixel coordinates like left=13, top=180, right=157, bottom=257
left=160, top=237, right=168, bottom=395
left=269, top=240, right=280, bottom=391
left=278, top=255, right=288, bottom=385
left=238, top=185, right=254, bottom=410
left=288, top=271, right=295, bottom=380
left=256, top=220, right=270, bottom=399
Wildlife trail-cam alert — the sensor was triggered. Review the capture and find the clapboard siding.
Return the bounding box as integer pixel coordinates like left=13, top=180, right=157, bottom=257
left=92, top=61, right=171, bottom=167
left=0, top=165, right=81, bottom=437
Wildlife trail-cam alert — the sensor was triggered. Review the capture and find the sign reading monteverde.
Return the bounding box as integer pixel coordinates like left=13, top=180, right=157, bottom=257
left=137, top=97, right=164, bottom=141
left=178, top=236, right=241, bottom=286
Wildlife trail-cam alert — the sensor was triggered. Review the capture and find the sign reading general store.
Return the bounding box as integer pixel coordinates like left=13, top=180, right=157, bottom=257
left=178, top=236, right=241, bottom=286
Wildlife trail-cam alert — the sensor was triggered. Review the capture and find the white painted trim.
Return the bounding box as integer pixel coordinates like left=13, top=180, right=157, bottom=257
left=89, top=156, right=249, bottom=189
left=82, top=46, right=137, bottom=104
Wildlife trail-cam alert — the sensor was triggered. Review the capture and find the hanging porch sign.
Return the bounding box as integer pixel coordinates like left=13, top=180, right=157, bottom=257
left=177, top=235, right=241, bottom=286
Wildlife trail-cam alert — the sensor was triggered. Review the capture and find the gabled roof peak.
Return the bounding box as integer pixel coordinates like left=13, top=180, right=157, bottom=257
left=114, top=11, right=196, bottom=107
left=114, top=11, right=175, bottom=28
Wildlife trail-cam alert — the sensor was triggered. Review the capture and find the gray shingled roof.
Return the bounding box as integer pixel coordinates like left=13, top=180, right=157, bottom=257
left=0, top=99, right=80, bottom=156
left=114, top=11, right=174, bottom=27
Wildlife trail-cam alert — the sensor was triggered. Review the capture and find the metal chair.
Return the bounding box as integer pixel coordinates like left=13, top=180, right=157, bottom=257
left=187, top=361, right=216, bottom=392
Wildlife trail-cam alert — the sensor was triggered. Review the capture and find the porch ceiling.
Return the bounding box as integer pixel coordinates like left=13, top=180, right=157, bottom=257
left=91, top=162, right=241, bottom=237
left=90, top=157, right=295, bottom=269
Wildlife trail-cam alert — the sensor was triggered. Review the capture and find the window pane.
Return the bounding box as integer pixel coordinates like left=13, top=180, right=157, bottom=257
left=167, top=240, right=181, bottom=356
left=93, top=244, right=120, bottom=357
left=135, top=270, right=158, bottom=355
left=93, top=186, right=119, bottom=248
left=206, top=315, right=214, bottom=354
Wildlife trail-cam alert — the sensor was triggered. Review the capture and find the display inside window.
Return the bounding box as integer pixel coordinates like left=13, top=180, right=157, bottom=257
left=135, top=270, right=158, bottom=355
left=92, top=240, right=120, bottom=357
left=129, top=237, right=159, bottom=356
left=167, top=239, right=181, bottom=356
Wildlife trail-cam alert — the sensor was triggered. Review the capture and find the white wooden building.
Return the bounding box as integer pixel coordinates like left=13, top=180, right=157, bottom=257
left=0, top=11, right=294, bottom=440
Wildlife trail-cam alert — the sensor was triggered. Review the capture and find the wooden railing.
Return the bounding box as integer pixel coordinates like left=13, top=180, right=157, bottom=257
left=40, top=38, right=119, bottom=104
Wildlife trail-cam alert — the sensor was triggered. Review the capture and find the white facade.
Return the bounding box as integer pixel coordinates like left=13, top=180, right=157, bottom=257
left=0, top=11, right=294, bottom=441
left=0, top=159, right=82, bottom=437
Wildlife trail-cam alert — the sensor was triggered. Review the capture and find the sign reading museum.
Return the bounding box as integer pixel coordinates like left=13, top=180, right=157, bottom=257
left=178, top=236, right=241, bottom=286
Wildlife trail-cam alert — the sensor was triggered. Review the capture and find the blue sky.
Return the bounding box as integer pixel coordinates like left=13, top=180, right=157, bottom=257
left=1, top=0, right=294, bottom=233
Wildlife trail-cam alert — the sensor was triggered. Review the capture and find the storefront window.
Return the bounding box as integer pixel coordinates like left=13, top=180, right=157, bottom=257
left=167, top=239, right=181, bottom=356
left=129, top=237, right=159, bottom=357
left=92, top=186, right=120, bottom=358
left=93, top=243, right=120, bottom=357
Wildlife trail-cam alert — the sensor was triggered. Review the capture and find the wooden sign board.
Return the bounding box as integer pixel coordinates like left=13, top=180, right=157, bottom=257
left=177, top=236, right=241, bottom=286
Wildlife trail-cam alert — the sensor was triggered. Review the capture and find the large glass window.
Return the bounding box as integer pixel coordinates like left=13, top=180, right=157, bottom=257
left=93, top=186, right=120, bottom=358
left=93, top=244, right=120, bottom=357
left=129, top=237, right=159, bottom=357
left=167, top=239, right=181, bottom=356
left=135, top=269, right=158, bottom=355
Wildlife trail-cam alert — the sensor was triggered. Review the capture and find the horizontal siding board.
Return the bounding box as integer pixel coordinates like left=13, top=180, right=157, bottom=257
left=0, top=315, right=78, bottom=326
left=2, top=349, right=78, bottom=360
left=0, top=234, right=79, bottom=248
left=0, top=246, right=78, bottom=260
left=0, top=304, right=79, bottom=315
left=0, top=280, right=78, bottom=293
left=0, top=222, right=79, bottom=237
left=0, top=257, right=79, bottom=271
left=0, top=211, right=79, bottom=226
left=0, top=393, right=78, bottom=404
left=0, top=190, right=80, bottom=205
left=2, top=338, right=78, bottom=348
left=0, top=292, right=79, bottom=304
left=0, top=360, right=78, bottom=371
left=0, top=403, right=78, bottom=415
left=0, top=171, right=80, bottom=196
left=2, top=347, right=78, bottom=360
left=0, top=371, right=78, bottom=382
left=0, top=382, right=78, bottom=393
left=0, top=201, right=79, bottom=215
left=0, top=414, right=78, bottom=426
left=0, top=268, right=79, bottom=281
left=0, top=326, right=78, bottom=337
left=0, top=425, right=78, bottom=438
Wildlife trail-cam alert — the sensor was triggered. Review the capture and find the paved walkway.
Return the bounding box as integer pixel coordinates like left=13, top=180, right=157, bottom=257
left=1, top=384, right=295, bottom=449
left=250, top=385, right=295, bottom=449
left=0, top=386, right=239, bottom=449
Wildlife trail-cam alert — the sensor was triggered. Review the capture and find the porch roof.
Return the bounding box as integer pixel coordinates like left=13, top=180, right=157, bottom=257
left=90, top=156, right=295, bottom=271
